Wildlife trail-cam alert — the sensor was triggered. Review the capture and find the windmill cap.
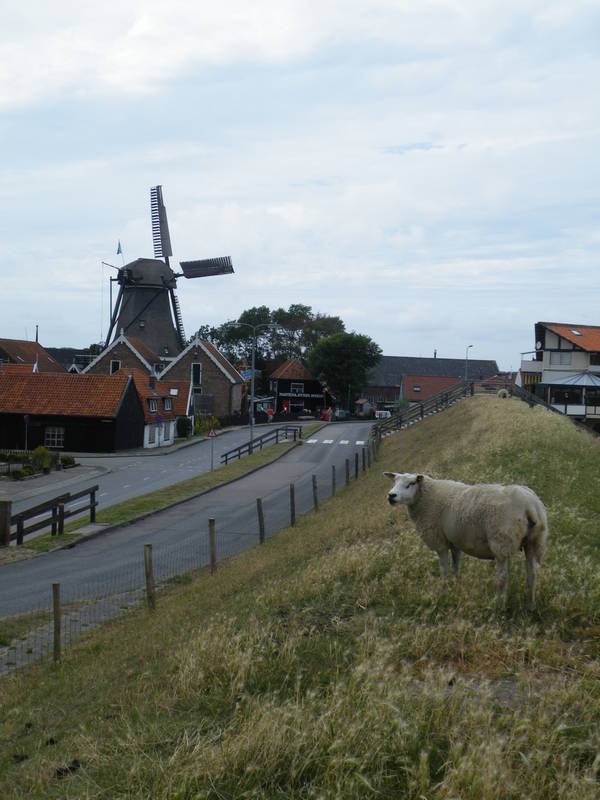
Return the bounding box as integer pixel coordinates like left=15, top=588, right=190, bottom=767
left=119, top=258, right=176, bottom=288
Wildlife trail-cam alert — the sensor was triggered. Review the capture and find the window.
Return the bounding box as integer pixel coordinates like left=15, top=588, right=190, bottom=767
left=290, top=382, right=304, bottom=394
left=148, top=398, right=158, bottom=412
left=163, top=422, right=170, bottom=439
left=148, top=424, right=156, bottom=444
left=163, top=397, right=172, bottom=411
left=590, top=353, right=600, bottom=366
left=412, top=385, right=422, bottom=393
left=192, top=362, right=202, bottom=386
left=110, top=359, right=121, bottom=374
left=550, top=351, right=572, bottom=365
left=44, top=426, right=65, bottom=448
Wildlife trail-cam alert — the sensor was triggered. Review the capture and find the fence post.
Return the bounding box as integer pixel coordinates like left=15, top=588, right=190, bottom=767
left=51, top=504, right=58, bottom=536
left=290, top=483, right=296, bottom=527
left=345, top=458, right=350, bottom=486
left=58, top=503, right=65, bottom=535
left=144, top=544, right=156, bottom=611
left=90, top=488, right=96, bottom=523
left=0, top=500, right=11, bottom=547
left=16, top=516, right=24, bottom=546
left=53, top=583, right=61, bottom=662
left=354, top=452, right=359, bottom=480
left=367, top=444, right=372, bottom=469
left=312, top=474, right=319, bottom=511
left=257, top=498, right=265, bottom=544
left=362, top=447, right=366, bottom=472
left=331, top=464, right=336, bottom=497
left=209, top=518, right=217, bottom=574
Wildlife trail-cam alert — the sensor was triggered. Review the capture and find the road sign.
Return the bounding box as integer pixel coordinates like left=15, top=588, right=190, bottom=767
left=208, top=428, right=217, bottom=438
left=156, top=414, right=162, bottom=423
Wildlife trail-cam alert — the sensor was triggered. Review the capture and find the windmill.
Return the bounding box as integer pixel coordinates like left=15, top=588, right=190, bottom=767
left=105, top=186, right=234, bottom=357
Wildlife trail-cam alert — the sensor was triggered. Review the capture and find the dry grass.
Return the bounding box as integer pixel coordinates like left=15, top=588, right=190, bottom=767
left=1, top=397, right=599, bottom=798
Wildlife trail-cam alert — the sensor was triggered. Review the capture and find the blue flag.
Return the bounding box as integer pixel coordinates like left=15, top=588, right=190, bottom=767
left=117, top=240, right=122, bottom=255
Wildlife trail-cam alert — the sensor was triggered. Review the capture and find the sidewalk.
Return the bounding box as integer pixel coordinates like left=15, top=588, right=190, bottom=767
left=0, top=464, right=109, bottom=505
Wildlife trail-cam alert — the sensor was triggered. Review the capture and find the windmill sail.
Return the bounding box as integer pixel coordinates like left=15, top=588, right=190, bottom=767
left=150, top=185, right=173, bottom=259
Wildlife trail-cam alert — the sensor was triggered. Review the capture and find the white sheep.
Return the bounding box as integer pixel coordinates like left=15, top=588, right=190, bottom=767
left=384, top=472, right=548, bottom=609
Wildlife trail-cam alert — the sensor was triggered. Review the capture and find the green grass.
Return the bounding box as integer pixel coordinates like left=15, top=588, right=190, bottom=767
left=1, top=397, right=599, bottom=798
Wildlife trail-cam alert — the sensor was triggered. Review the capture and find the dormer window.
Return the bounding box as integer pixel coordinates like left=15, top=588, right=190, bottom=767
left=413, top=385, right=422, bottom=393
left=163, top=397, right=172, bottom=411
left=110, top=359, right=121, bottom=374
left=570, top=329, right=582, bottom=336
left=148, top=398, right=158, bottom=412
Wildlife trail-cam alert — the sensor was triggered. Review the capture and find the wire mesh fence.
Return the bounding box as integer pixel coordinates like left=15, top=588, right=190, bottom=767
left=0, top=438, right=380, bottom=677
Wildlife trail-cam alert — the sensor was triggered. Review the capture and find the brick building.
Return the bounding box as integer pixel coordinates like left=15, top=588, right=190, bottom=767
left=83, top=333, right=161, bottom=376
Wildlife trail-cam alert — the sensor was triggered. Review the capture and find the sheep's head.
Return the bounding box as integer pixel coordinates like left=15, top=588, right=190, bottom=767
left=384, top=472, right=423, bottom=506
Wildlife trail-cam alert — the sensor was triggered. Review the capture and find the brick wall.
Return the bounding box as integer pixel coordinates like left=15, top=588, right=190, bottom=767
left=86, top=344, right=151, bottom=375
left=162, top=348, right=241, bottom=417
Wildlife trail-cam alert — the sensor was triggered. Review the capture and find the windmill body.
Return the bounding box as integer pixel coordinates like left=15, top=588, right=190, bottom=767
left=106, top=185, right=233, bottom=359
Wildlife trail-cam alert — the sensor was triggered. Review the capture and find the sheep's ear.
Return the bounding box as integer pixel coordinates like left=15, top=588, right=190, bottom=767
left=383, top=471, right=398, bottom=480
left=416, top=474, right=424, bottom=484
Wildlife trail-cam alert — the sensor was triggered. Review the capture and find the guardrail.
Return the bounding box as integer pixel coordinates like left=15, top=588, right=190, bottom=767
left=220, top=425, right=303, bottom=465
left=371, top=381, right=473, bottom=438
left=0, top=485, right=99, bottom=547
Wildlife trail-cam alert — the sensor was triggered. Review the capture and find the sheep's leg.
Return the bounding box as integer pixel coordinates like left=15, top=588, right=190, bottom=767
left=495, top=559, right=509, bottom=609
left=450, top=546, right=462, bottom=576
left=524, top=541, right=537, bottom=611
left=438, top=550, right=449, bottom=580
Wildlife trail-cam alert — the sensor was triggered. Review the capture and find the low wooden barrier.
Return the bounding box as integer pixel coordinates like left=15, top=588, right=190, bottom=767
left=5, top=485, right=99, bottom=546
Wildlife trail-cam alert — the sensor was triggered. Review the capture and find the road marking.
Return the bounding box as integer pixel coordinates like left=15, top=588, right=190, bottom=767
left=143, top=477, right=150, bottom=481
left=306, top=439, right=318, bottom=444
left=99, top=492, right=108, bottom=497
left=356, top=440, right=365, bottom=445
left=340, top=440, right=350, bottom=444
left=123, top=484, right=131, bottom=488
left=323, top=439, right=334, bottom=444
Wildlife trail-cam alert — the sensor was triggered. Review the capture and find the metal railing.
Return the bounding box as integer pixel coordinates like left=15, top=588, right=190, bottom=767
left=220, top=425, right=303, bottom=465
left=371, top=381, right=472, bottom=438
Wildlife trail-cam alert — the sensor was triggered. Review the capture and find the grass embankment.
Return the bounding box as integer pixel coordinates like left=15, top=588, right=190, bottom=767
left=1, top=397, right=600, bottom=798
left=14, top=428, right=323, bottom=557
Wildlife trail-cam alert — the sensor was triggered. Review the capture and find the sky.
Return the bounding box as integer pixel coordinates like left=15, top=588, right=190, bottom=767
left=1, top=1, right=599, bottom=371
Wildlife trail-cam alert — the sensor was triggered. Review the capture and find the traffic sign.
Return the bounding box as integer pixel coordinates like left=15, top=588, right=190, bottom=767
left=208, top=428, right=217, bottom=438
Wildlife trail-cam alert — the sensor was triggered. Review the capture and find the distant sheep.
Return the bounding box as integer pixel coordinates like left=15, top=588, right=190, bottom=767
left=384, top=472, right=548, bottom=609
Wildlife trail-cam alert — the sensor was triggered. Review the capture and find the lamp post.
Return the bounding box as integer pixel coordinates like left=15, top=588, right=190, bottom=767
left=225, top=321, right=278, bottom=453
left=465, top=344, right=473, bottom=383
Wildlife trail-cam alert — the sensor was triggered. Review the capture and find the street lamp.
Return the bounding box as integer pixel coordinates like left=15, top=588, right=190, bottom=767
left=465, top=344, right=473, bottom=383
left=224, top=321, right=279, bottom=452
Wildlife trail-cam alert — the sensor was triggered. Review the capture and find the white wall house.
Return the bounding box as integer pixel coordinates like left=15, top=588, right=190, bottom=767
left=520, top=322, right=600, bottom=429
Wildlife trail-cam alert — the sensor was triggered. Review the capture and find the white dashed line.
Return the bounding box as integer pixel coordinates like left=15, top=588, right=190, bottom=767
left=306, top=439, right=318, bottom=444
left=323, top=439, right=334, bottom=444
left=355, top=440, right=365, bottom=445
left=340, top=440, right=350, bottom=445
left=99, top=492, right=108, bottom=497
left=143, top=477, right=151, bottom=481
left=123, top=484, right=131, bottom=488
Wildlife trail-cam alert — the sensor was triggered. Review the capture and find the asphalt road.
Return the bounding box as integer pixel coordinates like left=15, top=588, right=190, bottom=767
left=3, top=424, right=302, bottom=517
left=0, top=421, right=373, bottom=617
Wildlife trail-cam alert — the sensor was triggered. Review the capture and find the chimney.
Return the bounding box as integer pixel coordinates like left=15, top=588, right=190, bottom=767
left=35, top=324, right=39, bottom=343
left=434, top=349, right=437, bottom=359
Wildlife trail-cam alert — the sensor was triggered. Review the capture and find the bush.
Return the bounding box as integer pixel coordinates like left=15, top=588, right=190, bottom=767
left=11, top=465, right=36, bottom=481
left=32, top=446, right=51, bottom=471
left=60, top=455, right=76, bottom=468
left=176, top=416, right=193, bottom=438
left=194, top=415, right=221, bottom=437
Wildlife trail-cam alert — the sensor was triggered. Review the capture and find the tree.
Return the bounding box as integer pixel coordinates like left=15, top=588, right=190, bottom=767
left=307, top=332, right=382, bottom=408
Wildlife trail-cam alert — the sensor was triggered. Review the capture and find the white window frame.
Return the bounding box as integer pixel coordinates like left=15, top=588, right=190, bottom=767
left=148, top=424, right=156, bottom=444
left=290, top=382, right=304, bottom=395
left=550, top=351, right=572, bottom=365
left=148, top=398, right=158, bottom=412
left=110, top=359, right=121, bottom=375
left=163, top=397, right=172, bottom=411
left=44, top=426, right=65, bottom=449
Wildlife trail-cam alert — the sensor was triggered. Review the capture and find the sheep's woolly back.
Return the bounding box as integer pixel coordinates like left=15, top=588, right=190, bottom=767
left=407, top=476, right=548, bottom=563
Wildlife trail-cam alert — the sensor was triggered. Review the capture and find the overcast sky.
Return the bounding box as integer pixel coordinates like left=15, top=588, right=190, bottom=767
left=2, top=1, right=599, bottom=370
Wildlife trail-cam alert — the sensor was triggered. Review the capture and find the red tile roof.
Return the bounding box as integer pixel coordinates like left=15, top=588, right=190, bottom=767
left=542, top=323, right=600, bottom=352
left=403, top=374, right=458, bottom=402
left=125, top=337, right=161, bottom=366
left=120, top=369, right=190, bottom=422
left=0, top=363, right=39, bottom=375
left=270, top=358, right=315, bottom=381
left=0, top=373, right=132, bottom=417
left=0, top=339, right=66, bottom=373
